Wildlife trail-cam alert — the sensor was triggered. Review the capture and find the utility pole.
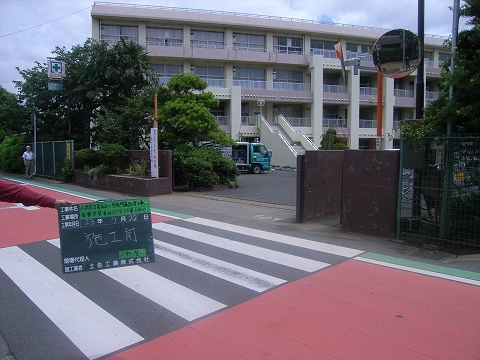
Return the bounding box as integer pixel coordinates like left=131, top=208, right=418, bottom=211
left=416, top=0, right=425, bottom=121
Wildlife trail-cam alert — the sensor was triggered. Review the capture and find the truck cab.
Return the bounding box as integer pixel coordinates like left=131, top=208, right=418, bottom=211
left=231, top=141, right=271, bottom=174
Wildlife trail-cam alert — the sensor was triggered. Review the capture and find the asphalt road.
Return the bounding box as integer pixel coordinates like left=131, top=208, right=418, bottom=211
left=1, top=172, right=480, bottom=360
left=198, top=169, right=297, bottom=206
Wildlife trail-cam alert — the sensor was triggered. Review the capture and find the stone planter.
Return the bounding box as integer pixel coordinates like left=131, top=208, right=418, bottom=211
left=74, top=171, right=172, bottom=197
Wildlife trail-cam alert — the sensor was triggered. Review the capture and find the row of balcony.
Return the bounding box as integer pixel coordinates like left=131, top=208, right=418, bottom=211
left=157, top=76, right=441, bottom=100
left=104, top=36, right=374, bottom=60
left=216, top=116, right=405, bottom=129
left=117, top=37, right=447, bottom=71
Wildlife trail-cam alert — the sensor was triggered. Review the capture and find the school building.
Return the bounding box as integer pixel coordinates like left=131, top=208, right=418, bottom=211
left=91, top=2, right=448, bottom=167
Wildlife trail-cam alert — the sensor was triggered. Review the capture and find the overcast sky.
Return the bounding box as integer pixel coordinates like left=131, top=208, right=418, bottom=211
left=0, top=0, right=465, bottom=94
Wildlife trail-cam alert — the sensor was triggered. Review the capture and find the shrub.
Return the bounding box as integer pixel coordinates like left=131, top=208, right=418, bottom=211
left=86, top=164, right=120, bottom=179
left=182, top=157, right=215, bottom=189
left=334, top=143, right=349, bottom=150
left=0, top=135, right=26, bottom=173
left=97, top=143, right=128, bottom=168
left=126, top=159, right=149, bottom=176
left=61, top=157, right=74, bottom=183
left=174, top=144, right=238, bottom=190
left=75, top=148, right=100, bottom=169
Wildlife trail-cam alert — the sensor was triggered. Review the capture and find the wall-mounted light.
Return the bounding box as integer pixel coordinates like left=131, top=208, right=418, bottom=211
left=232, top=68, right=236, bottom=72
left=190, top=66, right=195, bottom=70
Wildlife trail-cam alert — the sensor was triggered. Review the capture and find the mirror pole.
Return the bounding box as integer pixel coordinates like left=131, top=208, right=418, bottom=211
left=416, top=0, right=425, bottom=120
left=376, top=72, right=383, bottom=149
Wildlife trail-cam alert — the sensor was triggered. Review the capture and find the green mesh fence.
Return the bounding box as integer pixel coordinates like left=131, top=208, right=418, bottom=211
left=398, top=135, right=480, bottom=247
left=27, top=141, right=74, bottom=180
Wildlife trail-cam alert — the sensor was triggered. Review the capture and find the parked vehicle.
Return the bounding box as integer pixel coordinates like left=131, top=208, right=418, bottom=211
left=225, top=141, right=272, bottom=174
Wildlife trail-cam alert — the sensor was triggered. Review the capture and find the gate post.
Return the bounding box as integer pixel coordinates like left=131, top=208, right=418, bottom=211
left=296, top=154, right=306, bottom=223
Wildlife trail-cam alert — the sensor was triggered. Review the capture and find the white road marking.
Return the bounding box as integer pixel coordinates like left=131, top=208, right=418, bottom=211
left=153, top=222, right=329, bottom=272
left=184, top=217, right=364, bottom=258
left=0, top=246, right=143, bottom=360
left=154, top=239, right=286, bottom=292
left=48, top=239, right=225, bottom=321
left=100, top=265, right=226, bottom=321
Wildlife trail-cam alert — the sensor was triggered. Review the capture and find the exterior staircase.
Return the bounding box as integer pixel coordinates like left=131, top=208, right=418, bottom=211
left=259, top=115, right=318, bottom=168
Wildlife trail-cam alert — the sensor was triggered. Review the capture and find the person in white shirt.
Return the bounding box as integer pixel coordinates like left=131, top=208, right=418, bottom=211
left=22, top=146, right=35, bottom=179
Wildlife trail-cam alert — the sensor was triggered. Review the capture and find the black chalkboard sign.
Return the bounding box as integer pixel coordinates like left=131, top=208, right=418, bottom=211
left=58, top=198, right=155, bottom=274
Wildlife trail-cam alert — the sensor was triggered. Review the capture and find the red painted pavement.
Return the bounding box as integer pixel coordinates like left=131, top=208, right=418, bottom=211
left=0, top=184, right=172, bottom=248
left=108, top=260, right=480, bottom=360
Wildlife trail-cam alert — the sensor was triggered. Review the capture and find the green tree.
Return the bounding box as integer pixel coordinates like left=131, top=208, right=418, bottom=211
left=402, top=0, right=480, bottom=139
left=14, top=62, right=68, bottom=142
left=92, top=86, right=170, bottom=149
left=14, top=39, right=156, bottom=149
left=0, top=135, right=26, bottom=173
left=0, top=86, right=30, bottom=142
left=158, top=73, right=235, bottom=149
left=320, top=128, right=349, bottom=150
left=56, top=38, right=156, bottom=148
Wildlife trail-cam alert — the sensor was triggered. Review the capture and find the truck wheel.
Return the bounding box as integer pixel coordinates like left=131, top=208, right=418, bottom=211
left=251, top=164, right=262, bottom=174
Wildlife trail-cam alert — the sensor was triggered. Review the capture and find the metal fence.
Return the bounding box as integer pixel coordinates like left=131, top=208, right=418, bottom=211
left=26, top=141, right=74, bottom=179
left=398, top=135, right=480, bottom=247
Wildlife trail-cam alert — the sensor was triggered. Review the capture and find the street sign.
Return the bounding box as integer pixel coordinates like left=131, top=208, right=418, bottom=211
left=150, top=127, right=158, bottom=178
left=48, top=59, right=66, bottom=79
left=48, top=81, right=63, bottom=91
left=58, top=199, right=155, bottom=274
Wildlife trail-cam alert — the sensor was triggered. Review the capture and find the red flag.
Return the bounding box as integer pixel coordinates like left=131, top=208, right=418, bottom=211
left=334, top=42, right=343, bottom=61
left=335, top=42, right=347, bottom=87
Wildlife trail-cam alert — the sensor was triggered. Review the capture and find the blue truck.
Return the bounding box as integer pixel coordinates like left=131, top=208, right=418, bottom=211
left=227, top=141, right=272, bottom=174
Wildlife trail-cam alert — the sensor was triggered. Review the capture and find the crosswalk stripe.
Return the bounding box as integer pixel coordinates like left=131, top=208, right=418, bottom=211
left=153, top=222, right=330, bottom=272
left=154, top=239, right=286, bottom=292
left=101, top=266, right=226, bottom=321
left=48, top=239, right=226, bottom=321
left=0, top=246, right=143, bottom=360
left=184, top=217, right=364, bottom=258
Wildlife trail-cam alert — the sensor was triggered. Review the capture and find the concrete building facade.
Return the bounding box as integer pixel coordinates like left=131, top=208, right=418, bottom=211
left=91, top=2, right=447, bottom=167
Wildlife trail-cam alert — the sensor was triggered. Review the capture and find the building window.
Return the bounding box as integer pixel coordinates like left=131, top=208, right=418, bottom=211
left=311, top=40, right=335, bottom=50
left=323, top=105, right=338, bottom=118
left=324, top=73, right=339, bottom=85
left=211, top=102, right=228, bottom=125
left=345, top=43, right=372, bottom=61
left=274, top=37, right=302, bottom=54
left=101, top=25, right=138, bottom=43
left=146, top=28, right=183, bottom=46
left=273, top=69, right=304, bottom=91
left=394, top=108, right=402, bottom=121
left=193, top=66, right=224, bottom=87
left=310, top=39, right=336, bottom=58
left=233, top=68, right=265, bottom=89
left=359, top=139, right=371, bottom=150
left=152, top=64, right=183, bottom=84
left=438, top=52, right=450, bottom=63
left=274, top=104, right=303, bottom=118
left=233, top=33, right=265, bottom=52
left=191, top=30, right=224, bottom=49
left=346, top=43, right=369, bottom=53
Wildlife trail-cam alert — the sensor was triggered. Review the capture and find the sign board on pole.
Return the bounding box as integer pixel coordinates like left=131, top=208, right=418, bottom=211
left=48, top=59, right=66, bottom=79
left=150, top=127, right=159, bottom=178
left=58, top=199, right=155, bottom=274
left=48, top=81, right=63, bottom=91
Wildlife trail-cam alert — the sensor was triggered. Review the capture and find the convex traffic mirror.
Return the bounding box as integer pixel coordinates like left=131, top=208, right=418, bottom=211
left=372, top=29, right=422, bottom=78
